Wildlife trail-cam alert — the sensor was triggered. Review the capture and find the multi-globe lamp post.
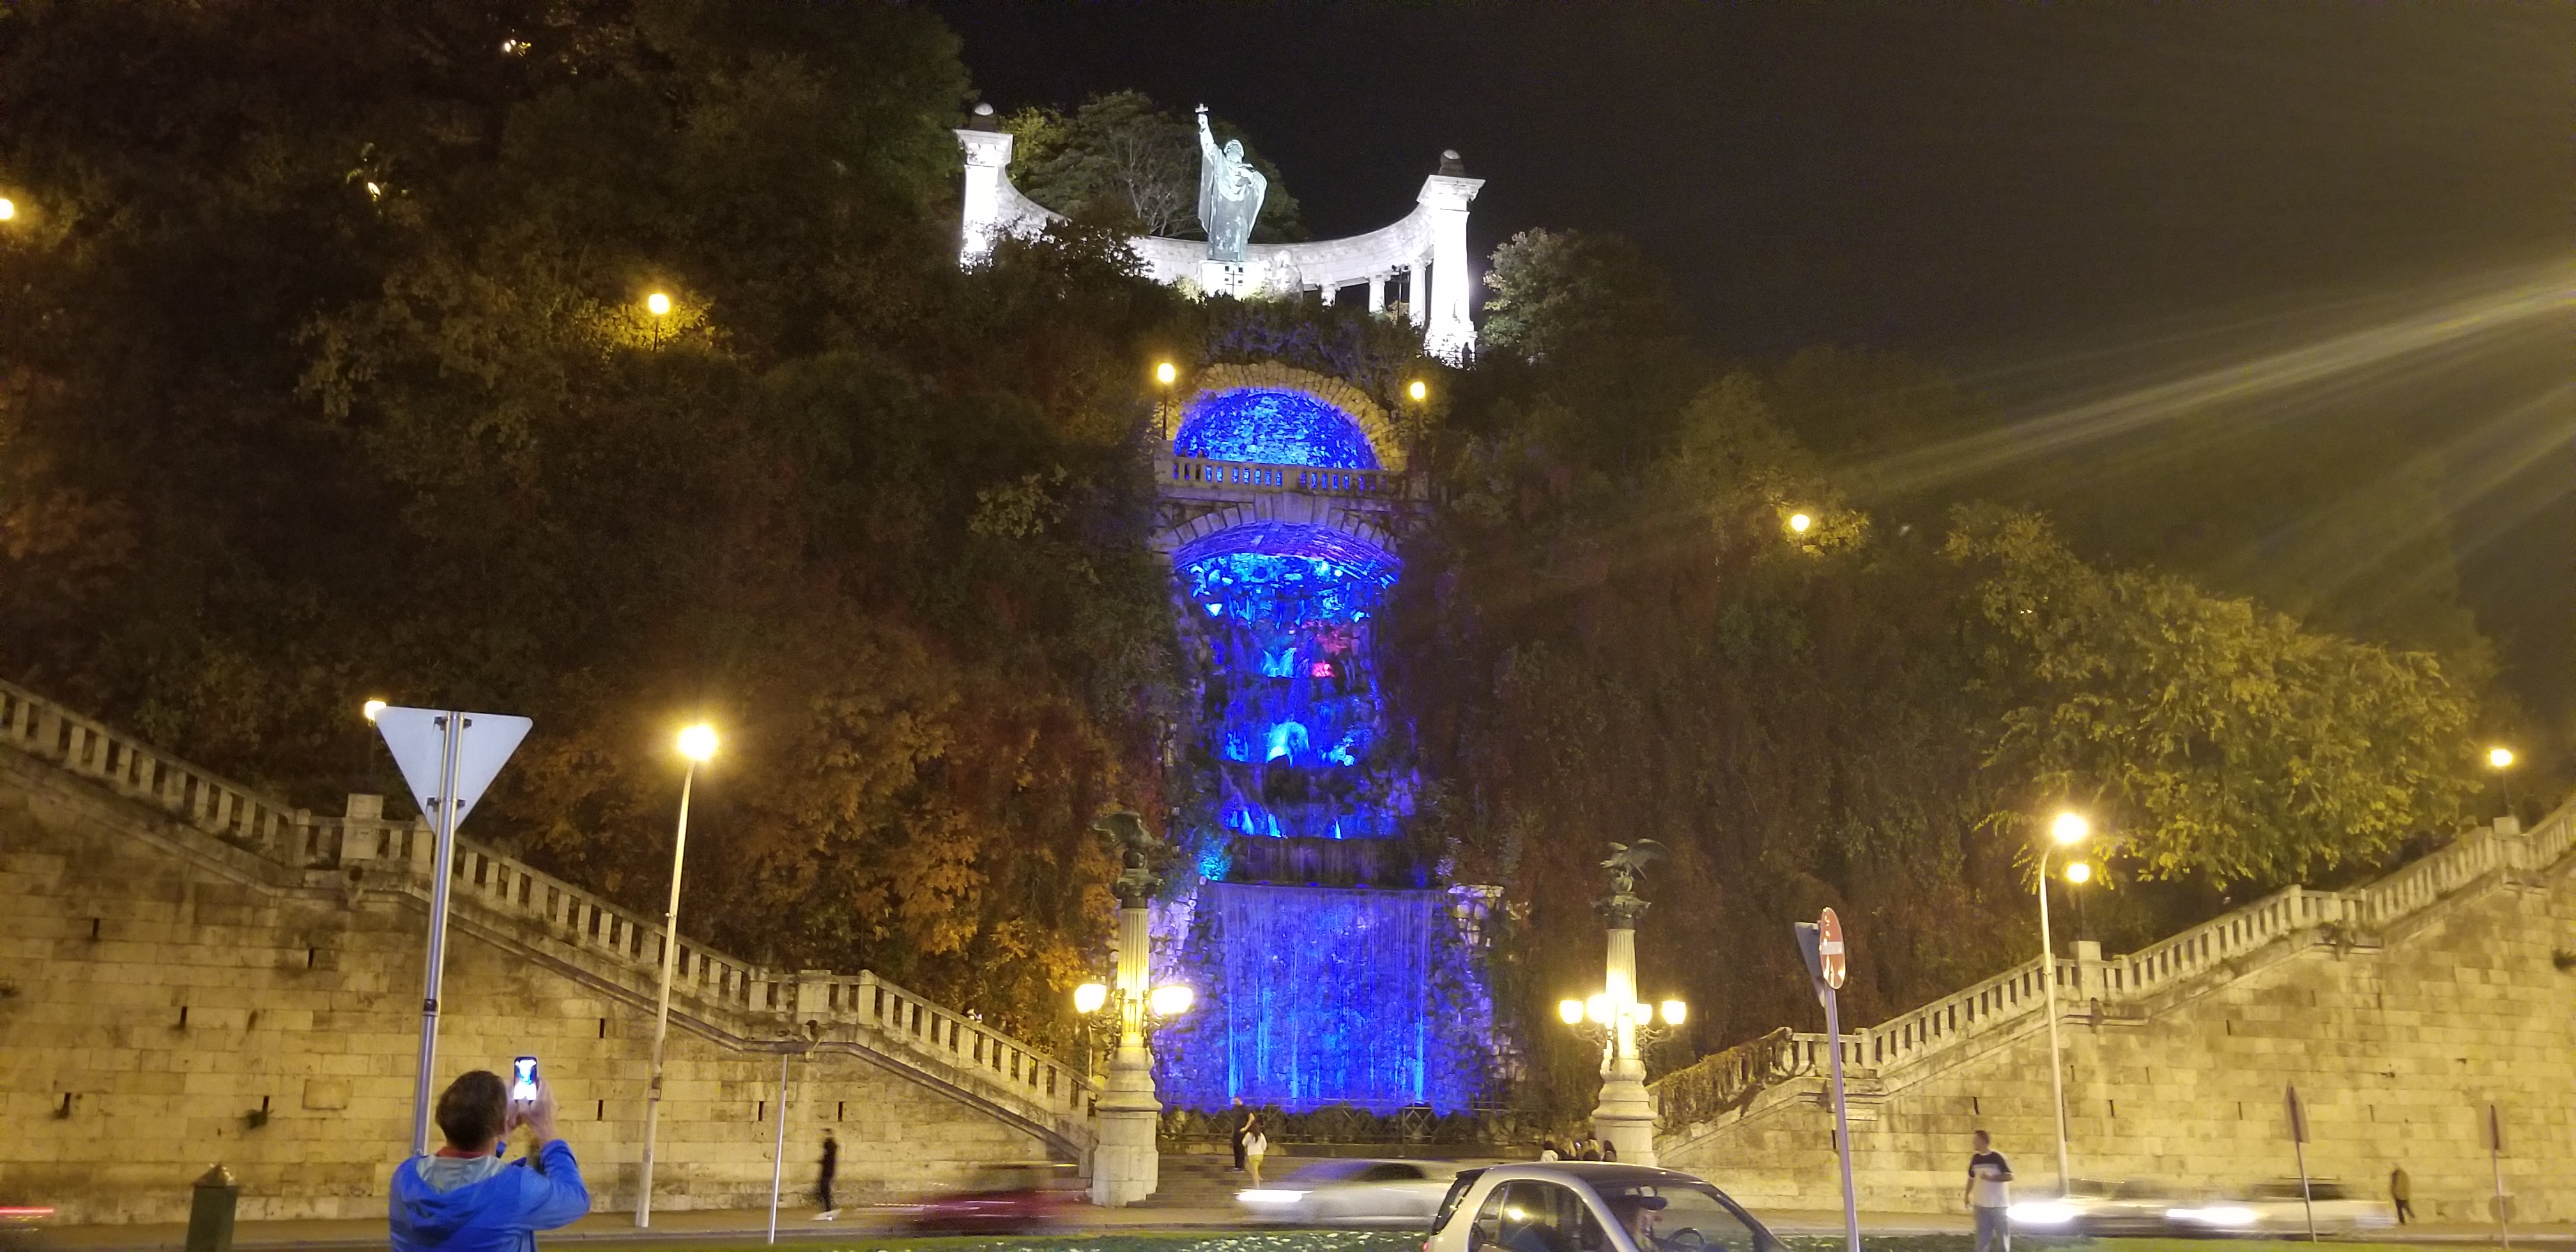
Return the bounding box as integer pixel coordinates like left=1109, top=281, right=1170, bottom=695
left=2037, top=810, right=2094, bottom=1195
left=635, top=721, right=719, bottom=1228
left=1565, top=841, right=1680, bottom=1164
left=1082, top=813, right=1191, bottom=1207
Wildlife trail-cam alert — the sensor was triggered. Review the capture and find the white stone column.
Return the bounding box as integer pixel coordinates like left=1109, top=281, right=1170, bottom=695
left=1368, top=273, right=1387, bottom=314
left=1593, top=917, right=1659, bottom=1166
left=1416, top=171, right=1486, bottom=361
left=1090, top=895, right=1160, bottom=1206
left=1407, top=260, right=1429, bottom=330
left=954, top=125, right=1015, bottom=268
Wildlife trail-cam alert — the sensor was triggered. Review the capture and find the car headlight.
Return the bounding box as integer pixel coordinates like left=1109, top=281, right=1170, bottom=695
left=2172, top=1205, right=2257, bottom=1226
left=2007, top=1202, right=2080, bottom=1225
left=1238, top=1189, right=1310, bottom=1205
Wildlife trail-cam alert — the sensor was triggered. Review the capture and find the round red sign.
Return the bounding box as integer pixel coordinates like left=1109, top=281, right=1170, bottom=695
left=1818, top=907, right=1847, bottom=989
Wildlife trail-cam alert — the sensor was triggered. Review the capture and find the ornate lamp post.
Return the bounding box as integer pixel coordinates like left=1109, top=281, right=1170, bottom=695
left=1082, top=813, right=1190, bottom=1207
left=1572, top=839, right=1678, bottom=1165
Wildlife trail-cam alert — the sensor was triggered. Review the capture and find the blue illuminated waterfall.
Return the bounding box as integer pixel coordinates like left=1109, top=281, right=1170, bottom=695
left=1153, top=381, right=1494, bottom=1113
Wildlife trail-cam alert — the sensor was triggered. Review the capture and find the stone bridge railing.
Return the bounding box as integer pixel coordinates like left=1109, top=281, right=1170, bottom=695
left=1162, top=454, right=1421, bottom=500
left=1653, top=800, right=2575, bottom=1130
left=0, top=678, right=1096, bottom=1157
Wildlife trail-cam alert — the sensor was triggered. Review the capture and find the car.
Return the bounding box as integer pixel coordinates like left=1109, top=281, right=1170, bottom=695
left=905, top=1163, right=1075, bottom=1235
left=1239, top=1158, right=1464, bottom=1225
left=0, top=1206, right=54, bottom=1252
left=1425, top=1163, right=1788, bottom=1252
left=2170, top=1180, right=2395, bottom=1236
left=2007, top=1179, right=2179, bottom=1236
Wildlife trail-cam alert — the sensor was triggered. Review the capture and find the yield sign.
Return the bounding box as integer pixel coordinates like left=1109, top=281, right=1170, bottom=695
left=374, top=706, right=532, bottom=831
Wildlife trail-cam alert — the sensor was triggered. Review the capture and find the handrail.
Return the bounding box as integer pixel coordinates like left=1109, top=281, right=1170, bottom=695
left=1161, top=454, right=1418, bottom=499
left=1653, top=800, right=2572, bottom=1124
left=0, top=676, right=1093, bottom=1146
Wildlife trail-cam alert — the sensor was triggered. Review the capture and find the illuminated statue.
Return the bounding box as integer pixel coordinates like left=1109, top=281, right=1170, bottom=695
left=1195, top=104, right=1268, bottom=263
left=1600, top=839, right=1666, bottom=927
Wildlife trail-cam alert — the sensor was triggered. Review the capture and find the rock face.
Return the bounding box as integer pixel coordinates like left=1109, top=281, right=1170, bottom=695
left=0, top=682, right=1088, bottom=1225
left=1655, top=809, right=2576, bottom=1220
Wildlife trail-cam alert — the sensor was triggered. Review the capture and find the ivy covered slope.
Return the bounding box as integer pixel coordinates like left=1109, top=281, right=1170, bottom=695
left=0, top=0, right=1194, bottom=1041
left=1393, top=230, right=2487, bottom=1113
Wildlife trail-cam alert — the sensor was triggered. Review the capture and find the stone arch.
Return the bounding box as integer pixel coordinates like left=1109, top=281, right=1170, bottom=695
left=1151, top=492, right=1402, bottom=561
left=1161, top=362, right=1407, bottom=472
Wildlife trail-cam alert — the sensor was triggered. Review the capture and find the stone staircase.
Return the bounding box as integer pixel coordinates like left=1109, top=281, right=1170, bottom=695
left=1652, top=799, right=2575, bottom=1143
left=0, top=678, right=1097, bottom=1162
left=1134, top=1154, right=1254, bottom=1209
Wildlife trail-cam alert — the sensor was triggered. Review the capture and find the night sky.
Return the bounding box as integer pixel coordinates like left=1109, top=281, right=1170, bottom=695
left=934, top=1, right=2576, bottom=726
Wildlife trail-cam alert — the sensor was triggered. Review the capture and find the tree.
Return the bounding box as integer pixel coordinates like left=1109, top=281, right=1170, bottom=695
left=1002, top=91, right=1307, bottom=243
left=1946, top=505, right=2478, bottom=885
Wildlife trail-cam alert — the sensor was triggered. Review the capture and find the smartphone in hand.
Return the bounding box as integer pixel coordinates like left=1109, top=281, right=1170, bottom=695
left=511, top=1056, right=539, bottom=1104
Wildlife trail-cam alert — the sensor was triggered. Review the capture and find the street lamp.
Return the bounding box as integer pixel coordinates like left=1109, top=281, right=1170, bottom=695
left=2037, top=810, right=2089, bottom=1195
left=362, top=699, right=388, bottom=723
left=1788, top=512, right=1813, bottom=535
left=636, top=721, right=717, bottom=1228
left=2488, top=745, right=2517, bottom=820
left=645, top=291, right=672, bottom=317
left=1154, top=360, right=1178, bottom=386
left=0, top=197, right=16, bottom=222
left=1407, top=379, right=1429, bottom=403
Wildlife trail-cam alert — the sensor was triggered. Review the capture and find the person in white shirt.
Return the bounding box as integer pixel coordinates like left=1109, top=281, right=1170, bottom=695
left=1964, top=1130, right=2014, bottom=1252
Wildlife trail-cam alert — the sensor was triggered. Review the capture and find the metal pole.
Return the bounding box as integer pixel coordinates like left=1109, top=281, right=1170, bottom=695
left=634, top=760, right=698, bottom=1227
left=2492, top=1105, right=2510, bottom=1251
left=1823, top=987, right=1861, bottom=1252
left=2294, top=1134, right=2316, bottom=1242
left=2039, top=846, right=2071, bottom=1195
left=768, top=1046, right=790, bottom=1244
left=408, top=712, right=464, bottom=1157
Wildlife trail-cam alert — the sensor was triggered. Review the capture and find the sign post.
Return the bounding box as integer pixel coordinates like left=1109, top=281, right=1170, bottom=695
left=1795, top=909, right=1860, bottom=1252
left=2486, top=1103, right=2510, bottom=1250
left=2285, top=1084, right=2315, bottom=1243
left=374, top=706, right=532, bottom=1158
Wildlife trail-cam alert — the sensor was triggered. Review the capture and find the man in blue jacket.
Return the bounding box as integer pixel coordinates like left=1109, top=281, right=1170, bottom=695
left=391, top=1069, right=590, bottom=1251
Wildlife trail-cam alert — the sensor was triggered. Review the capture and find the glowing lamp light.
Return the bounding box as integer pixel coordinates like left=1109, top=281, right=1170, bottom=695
left=2050, top=811, right=2090, bottom=846
left=676, top=723, right=718, bottom=763
left=1660, top=999, right=1688, bottom=1026
left=2009, top=1202, right=2080, bottom=1226
left=1154, top=361, right=1178, bottom=386
left=0, top=197, right=15, bottom=222
left=362, top=699, right=388, bottom=723
left=1584, top=993, right=1611, bottom=1025
left=1148, top=984, right=1195, bottom=1017
left=2488, top=745, right=2515, bottom=770
left=1557, top=998, right=1584, bottom=1026
left=1407, top=379, right=1429, bottom=402
left=1073, top=982, right=1108, bottom=1014
left=1788, top=512, right=1813, bottom=534
left=2064, top=861, right=2093, bottom=885
left=645, top=291, right=673, bottom=317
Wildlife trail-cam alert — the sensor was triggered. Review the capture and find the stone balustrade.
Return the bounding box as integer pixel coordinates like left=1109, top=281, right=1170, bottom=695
left=0, top=676, right=1093, bottom=1154
left=1655, top=800, right=2574, bottom=1110
left=1162, top=454, right=1418, bottom=500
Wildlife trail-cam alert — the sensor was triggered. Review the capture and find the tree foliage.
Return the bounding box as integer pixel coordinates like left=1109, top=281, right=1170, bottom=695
left=0, top=0, right=1191, bottom=1041
left=1002, top=91, right=1308, bottom=243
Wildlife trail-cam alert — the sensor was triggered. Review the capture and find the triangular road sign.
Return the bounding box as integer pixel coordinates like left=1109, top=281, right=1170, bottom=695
left=374, top=706, right=532, bottom=830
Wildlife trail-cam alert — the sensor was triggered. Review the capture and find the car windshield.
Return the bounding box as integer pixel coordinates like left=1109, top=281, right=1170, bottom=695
left=1591, top=1180, right=1774, bottom=1252
left=1434, top=1168, right=1487, bottom=1233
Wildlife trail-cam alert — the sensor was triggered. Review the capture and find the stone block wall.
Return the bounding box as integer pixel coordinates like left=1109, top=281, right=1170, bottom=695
left=1660, top=850, right=2575, bottom=1219
left=0, top=747, right=1064, bottom=1224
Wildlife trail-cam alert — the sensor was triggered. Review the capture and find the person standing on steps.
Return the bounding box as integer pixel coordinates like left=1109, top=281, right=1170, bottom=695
left=2390, top=1165, right=2413, bottom=1225
left=1965, top=1129, right=2013, bottom=1252
left=1230, top=1098, right=1251, bottom=1173
left=813, top=1129, right=839, bottom=1221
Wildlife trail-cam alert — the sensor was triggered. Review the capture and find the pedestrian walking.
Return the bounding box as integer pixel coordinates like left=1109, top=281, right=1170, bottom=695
left=390, top=1069, right=589, bottom=1252
left=1602, top=1139, right=1618, bottom=1162
left=1230, top=1098, right=1251, bottom=1172
left=1537, top=1139, right=1560, bottom=1162
left=813, top=1129, right=839, bottom=1221
left=1244, top=1121, right=1270, bottom=1187
left=2390, top=1166, right=2413, bottom=1225
left=1965, top=1129, right=2013, bottom=1252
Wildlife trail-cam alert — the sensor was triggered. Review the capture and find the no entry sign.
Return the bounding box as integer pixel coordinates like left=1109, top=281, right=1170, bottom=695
left=1818, top=908, right=1847, bottom=989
